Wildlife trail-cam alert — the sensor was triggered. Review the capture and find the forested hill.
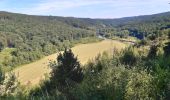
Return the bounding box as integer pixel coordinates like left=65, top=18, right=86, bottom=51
left=2, top=11, right=170, bottom=28
left=0, top=11, right=99, bottom=68
left=51, top=11, right=170, bottom=28
left=97, top=11, right=170, bottom=26
left=1, top=11, right=170, bottom=69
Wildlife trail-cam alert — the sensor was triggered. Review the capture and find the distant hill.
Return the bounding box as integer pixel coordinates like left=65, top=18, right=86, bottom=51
left=0, top=11, right=170, bottom=68
left=1, top=11, right=170, bottom=30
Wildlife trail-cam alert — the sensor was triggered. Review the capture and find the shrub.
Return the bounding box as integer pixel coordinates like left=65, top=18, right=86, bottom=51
left=154, top=66, right=170, bottom=99
left=125, top=69, right=155, bottom=100
left=138, top=39, right=148, bottom=46
left=147, top=45, right=158, bottom=59
left=0, top=72, right=21, bottom=97
left=0, top=67, right=4, bottom=84
left=120, top=47, right=138, bottom=66
left=163, top=42, right=170, bottom=56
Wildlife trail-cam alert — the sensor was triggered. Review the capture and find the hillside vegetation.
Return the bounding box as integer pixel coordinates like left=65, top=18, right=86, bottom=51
left=0, top=11, right=170, bottom=99
left=1, top=11, right=170, bottom=70
left=14, top=40, right=127, bottom=86
left=0, top=12, right=97, bottom=70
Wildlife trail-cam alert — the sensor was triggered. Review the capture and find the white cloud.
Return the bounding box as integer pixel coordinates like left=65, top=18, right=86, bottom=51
left=24, top=0, right=117, bottom=14
left=23, top=0, right=170, bottom=14
left=1, top=0, right=170, bottom=18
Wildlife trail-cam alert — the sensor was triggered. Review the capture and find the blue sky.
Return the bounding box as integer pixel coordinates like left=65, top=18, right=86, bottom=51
left=0, top=0, right=170, bottom=18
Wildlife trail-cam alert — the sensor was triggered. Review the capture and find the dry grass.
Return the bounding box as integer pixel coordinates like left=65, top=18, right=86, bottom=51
left=14, top=40, right=128, bottom=86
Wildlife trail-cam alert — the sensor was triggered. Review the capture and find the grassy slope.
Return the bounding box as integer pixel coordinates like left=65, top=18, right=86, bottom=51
left=13, top=40, right=128, bottom=86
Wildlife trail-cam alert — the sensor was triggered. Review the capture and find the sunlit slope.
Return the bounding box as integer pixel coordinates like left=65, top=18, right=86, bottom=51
left=14, top=40, right=128, bottom=85
left=72, top=40, right=127, bottom=64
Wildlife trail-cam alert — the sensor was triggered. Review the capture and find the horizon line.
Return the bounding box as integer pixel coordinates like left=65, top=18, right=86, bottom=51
left=1, top=10, right=170, bottom=19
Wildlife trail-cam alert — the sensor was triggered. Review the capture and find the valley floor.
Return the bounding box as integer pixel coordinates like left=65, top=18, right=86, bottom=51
left=14, top=40, right=128, bottom=86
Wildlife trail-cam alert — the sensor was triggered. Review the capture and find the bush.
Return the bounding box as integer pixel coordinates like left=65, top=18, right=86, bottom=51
left=0, top=67, right=4, bottom=84
left=27, top=49, right=169, bottom=100
left=138, top=39, right=148, bottom=46
left=120, top=47, right=138, bottom=66
left=163, top=42, right=170, bottom=56
left=0, top=72, right=21, bottom=97
left=71, top=54, right=156, bottom=100
left=147, top=45, right=158, bottom=59
left=125, top=69, right=155, bottom=100
left=72, top=54, right=123, bottom=100
left=154, top=66, right=170, bottom=99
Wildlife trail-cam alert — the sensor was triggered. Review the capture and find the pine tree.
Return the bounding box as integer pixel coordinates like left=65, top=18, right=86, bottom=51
left=49, top=49, right=83, bottom=92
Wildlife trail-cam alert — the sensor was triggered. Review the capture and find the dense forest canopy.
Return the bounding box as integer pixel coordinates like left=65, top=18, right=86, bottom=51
left=0, top=11, right=98, bottom=69
left=0, top=11, right=170, bottom=99
left=1, top=11, right=170, bottom=70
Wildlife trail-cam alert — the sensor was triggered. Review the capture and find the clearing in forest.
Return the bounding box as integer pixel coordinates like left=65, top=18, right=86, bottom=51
left=14, top=40, right=128, bottom=86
